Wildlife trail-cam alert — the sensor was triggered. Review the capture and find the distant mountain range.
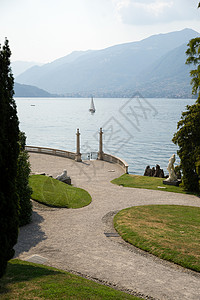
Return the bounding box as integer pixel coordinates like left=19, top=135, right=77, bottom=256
left=15, top=28, right=199, bottom=98
left=14, top=83, right=57, bottom=97
left=12, top=61, right=43, bottom=77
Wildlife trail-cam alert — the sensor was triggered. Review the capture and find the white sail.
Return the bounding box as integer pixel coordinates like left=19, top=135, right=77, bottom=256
left=89, top=97, right=95, bottom=113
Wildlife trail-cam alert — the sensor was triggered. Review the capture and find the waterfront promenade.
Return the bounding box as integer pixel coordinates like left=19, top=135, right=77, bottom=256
left=15, top=153, right=200, bottom=300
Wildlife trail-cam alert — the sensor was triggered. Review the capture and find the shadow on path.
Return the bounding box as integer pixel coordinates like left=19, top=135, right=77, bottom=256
left=14, top=210, right=46, bottom=257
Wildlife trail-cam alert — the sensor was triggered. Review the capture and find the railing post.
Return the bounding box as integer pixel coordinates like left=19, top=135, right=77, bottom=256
left=98, top=127, right=103, bottom=160
left=75, top=128, right=82, bottom=162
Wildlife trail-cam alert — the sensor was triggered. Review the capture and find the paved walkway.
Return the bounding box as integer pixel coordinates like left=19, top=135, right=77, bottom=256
left=15, top=153, right=200, bottom=300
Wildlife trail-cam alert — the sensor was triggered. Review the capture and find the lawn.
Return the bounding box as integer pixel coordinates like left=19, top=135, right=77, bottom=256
left=29, top=175, right=92, bottom=208
left=114, top=205, right=200, bottom=272
left=111, top=174, right=188, bottom=194
left=0, top=260, right=142, bottom=300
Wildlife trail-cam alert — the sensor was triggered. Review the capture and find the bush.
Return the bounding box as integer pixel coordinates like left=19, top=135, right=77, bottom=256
left=16, top=132, right=32, bottom=226
left=173, top=102, right=200, bottom=192
left=0, top=39, right=19, bottom=277
left=174, top=165, right=181, bottom=179
left=196, top=158, right=200, bottom=176
left=173, top=37, right=200, bottom=192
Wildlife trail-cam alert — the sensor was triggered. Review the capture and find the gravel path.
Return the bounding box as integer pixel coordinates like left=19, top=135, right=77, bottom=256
left=15, top=153, right=200, bottom=300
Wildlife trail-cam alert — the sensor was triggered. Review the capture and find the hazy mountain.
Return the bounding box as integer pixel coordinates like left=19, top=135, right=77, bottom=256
left=124, top=43, right=193, bottom=98
left=14, top=82, right=56, bottom=97
left=11, top=61, right=43, bottom=77
left=16, top=28, right=199, bottom=97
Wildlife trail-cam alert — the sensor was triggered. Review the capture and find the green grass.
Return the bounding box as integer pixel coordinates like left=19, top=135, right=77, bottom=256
left=111, top=174, right=189, bottom=194
left=0, top=259, right=142, bottom=300
left=114, top=205, right=200, bottom=272
left=29, top=175, right=92, bottom=208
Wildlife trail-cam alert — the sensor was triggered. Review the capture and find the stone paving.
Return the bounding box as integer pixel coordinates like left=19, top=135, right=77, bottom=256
left=15, top=153, right=200, bottom=300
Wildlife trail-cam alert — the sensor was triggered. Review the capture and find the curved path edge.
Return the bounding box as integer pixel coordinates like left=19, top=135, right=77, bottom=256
left=15, top=153, right=200, bottom=300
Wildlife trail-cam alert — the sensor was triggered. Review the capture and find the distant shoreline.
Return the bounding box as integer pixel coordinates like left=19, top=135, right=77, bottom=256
left=14, top=95, right=196, bottom=99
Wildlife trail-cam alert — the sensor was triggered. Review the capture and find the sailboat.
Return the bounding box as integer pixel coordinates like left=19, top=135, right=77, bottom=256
left=89, top=97, right=95, bottom=113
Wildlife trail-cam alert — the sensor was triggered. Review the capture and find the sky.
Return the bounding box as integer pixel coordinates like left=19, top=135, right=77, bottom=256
left=0, top=0, right=199, bottom=63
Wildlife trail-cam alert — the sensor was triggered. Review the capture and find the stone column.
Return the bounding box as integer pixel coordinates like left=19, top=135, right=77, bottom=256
left=75, top=128, right=82, bottom=162
left=98, top=127, right=103, bottom=160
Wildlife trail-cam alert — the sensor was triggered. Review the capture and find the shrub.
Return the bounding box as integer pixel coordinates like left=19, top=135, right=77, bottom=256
left=0, top=39, right=19, bottom=277
left=16, top=132, right=32, bottom=226
left=173, top=36, right=200, bottom=192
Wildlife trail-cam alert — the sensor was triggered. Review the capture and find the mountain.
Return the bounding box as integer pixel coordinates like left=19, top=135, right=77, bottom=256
left=14, top=82, right=57, bottom=97
left=11, top=61, right=43, bottom=77
left=16, top=28, right=199, bottom=97
left=127, top=43, right=193, bottom=98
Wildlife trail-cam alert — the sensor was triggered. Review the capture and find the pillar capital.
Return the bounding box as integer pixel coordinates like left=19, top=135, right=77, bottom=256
left=76, top=128, right=80, bottom=135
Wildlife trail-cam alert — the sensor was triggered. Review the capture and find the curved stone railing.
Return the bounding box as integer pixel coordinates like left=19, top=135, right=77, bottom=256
left=25, top=146, right=76, bottom=160
left=25, top=146, right=129, bottom=174
left=102, top=152, right=129, bottom=174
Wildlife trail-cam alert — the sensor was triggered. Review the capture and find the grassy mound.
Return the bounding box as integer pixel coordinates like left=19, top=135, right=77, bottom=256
left=29, top=175, right=91, bottom=208
left=114, top=205, right=200, bottom=272
left=0, top=259, right=142, bottom=299
left=111, top=174, right=187, bottom=194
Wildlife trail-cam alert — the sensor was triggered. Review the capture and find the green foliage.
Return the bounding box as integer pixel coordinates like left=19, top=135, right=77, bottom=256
left=16, top=132, right=32, bottom=226
left=186, top=37, right=200, bottom=97
left=0, top=39, right=19, bottom=277
left=172, top=102, right=200, bottom=192
left=18, top=130, right=26, bottom=150
left=173, top=34, right=200, bottom=192
left=174, top=165, right=181, bottom=179
left=196, top=158, right=200, bottom=176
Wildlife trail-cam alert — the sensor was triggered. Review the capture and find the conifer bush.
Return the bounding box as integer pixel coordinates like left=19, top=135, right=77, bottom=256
left=0, top=39, right=19, bottom=277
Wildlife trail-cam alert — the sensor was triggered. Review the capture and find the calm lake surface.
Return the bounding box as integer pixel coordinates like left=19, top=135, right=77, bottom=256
left=15, top=97, right=195, bottom=175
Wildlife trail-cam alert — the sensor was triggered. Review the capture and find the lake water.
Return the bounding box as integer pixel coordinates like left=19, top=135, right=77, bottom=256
left=15, top=97, right=195, bottom=175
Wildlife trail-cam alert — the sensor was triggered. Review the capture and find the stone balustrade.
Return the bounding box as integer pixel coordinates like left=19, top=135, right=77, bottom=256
left=25, top=146, right=76, bottom=160
left=102, top=153, right=129, bottom=174
left=25, top=146, right=129, bottom=174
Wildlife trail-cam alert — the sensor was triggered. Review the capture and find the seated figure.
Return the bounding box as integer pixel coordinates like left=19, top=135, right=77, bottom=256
left=56, top=170, right=69, bottom=182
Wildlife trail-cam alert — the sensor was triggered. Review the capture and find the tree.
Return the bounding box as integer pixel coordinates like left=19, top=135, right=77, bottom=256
left=16, top=131, right=32, bottom=226
left=0, top=39, right=19, bottom=277
left=185, top=37, right=200, bottom=99
left=173, top=32, right=200, bottom=192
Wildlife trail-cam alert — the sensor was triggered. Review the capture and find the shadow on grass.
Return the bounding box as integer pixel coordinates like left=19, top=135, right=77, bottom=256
left=0, top=260, right=141, bottom=300
left=14, top=211, right=46, bottom=257
left=0, top=259, right=62, bottom=295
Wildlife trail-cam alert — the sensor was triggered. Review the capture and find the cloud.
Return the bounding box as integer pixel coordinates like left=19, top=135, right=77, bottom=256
left=112, top=0, right=199, bottom=25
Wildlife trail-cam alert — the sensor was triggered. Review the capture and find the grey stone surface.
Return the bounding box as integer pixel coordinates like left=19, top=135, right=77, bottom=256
left=25, top=254, right=48, bottom=264
left=14, top=153, right=200, bottom=300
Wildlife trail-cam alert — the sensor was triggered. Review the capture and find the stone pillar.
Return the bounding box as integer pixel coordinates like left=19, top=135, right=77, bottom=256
left=98, top=127, right=103, bottom=160
left=75, top=128, right=82, bottom=162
